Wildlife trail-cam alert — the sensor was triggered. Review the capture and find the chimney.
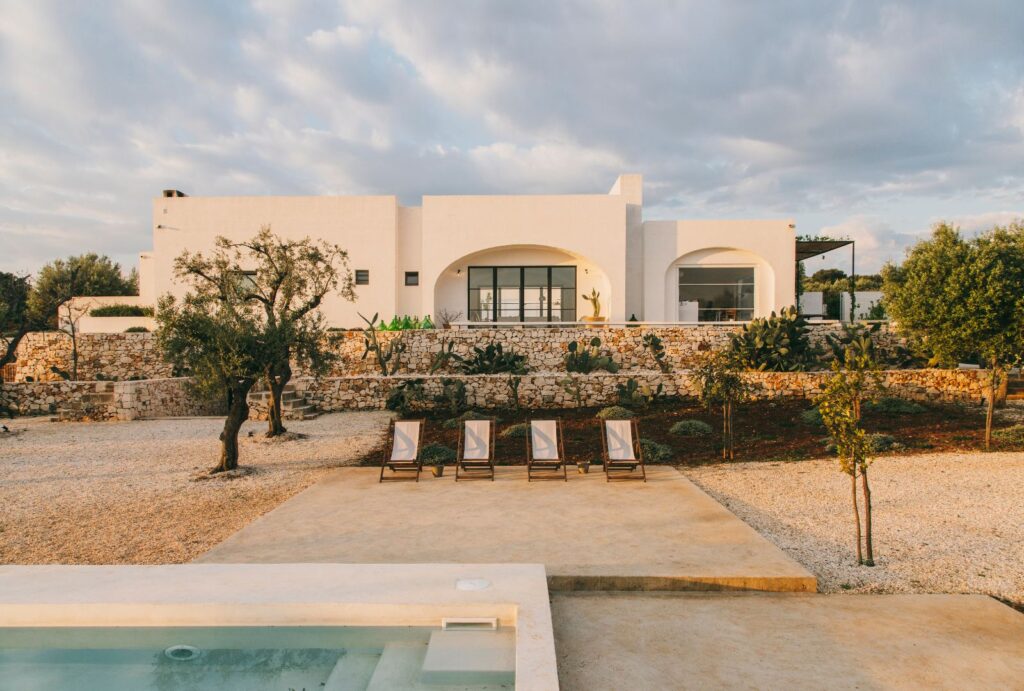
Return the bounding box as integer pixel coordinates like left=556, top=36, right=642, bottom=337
left=162, top=189, right=188, bottom=198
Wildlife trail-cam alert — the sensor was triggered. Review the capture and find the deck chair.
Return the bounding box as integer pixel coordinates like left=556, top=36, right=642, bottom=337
left=456, top=418, right=495, bottom=481
left=526, top=420, right=567, bottom=482
left=600, top=419, right=646, bottom=482
left=379, top=419, right=425, bottom=482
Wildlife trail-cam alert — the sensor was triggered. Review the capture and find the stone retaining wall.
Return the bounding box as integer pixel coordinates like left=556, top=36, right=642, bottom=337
left=2, top=377, right=223, bottom=420
left=296, top=368, right=988, bottom=412
left=9, top=324, right=908, bottom=382
left=9, top=332, right=172, bottom=382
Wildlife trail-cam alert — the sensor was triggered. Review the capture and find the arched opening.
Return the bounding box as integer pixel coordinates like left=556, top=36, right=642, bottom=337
left=664, top=247, right=775, bottom=322
left=433, top=245, right=612, bottom=323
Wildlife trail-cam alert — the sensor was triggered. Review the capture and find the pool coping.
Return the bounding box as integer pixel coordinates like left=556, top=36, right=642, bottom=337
left=0, top=562, right=559, bottom=690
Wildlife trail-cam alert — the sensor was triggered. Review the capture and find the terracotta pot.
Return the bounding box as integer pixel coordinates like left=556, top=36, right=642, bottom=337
left=577, top=463, right=590, bottom=474
left=431, top=465, right=444, bottom=477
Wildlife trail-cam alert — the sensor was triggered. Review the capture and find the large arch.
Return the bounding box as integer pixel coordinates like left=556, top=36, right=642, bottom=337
left=663, top=247, right=776, bottom=322
left=431, top=244, right=613, bottom=323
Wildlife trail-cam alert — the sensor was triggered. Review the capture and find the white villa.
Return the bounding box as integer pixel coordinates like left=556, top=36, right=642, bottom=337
left=134, top=174, right=797, bottom=328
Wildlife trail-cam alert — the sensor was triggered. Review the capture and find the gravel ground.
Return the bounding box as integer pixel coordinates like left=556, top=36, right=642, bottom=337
left=0, top=412, right=391, bottom=564
left=684, top=452, right=1024, bottom=607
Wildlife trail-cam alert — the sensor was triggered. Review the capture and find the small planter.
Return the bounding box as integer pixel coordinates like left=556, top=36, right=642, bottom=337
left=431, top=465, right=445, bottom=478
left=577, top=463, right=590, bottom=474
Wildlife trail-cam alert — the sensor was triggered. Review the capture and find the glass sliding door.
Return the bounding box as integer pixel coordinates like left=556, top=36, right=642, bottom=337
left=467, top=266, right=577, bottom=322
left=678, top=267, right=754, bottom=322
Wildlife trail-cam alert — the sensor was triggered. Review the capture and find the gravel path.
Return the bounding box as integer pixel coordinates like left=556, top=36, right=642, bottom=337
left=684, top=453, right=1024, bottom=607
left=0, top=412, right=391, bottom=564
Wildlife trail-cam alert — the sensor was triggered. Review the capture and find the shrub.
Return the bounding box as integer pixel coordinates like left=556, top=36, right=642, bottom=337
left=455, top=343, right=528, bottom=375
left=799, top=407, right=824, bottom=427
left=864, top=397, right=926, bottom=415
left=421, top=443, right=456, bottom=465
left=90, top=304, right=154, bottom=317
left=639, top=438, right=674, bottom=463
left=670, top=419, right=712, bottom=436
left=442, top=410, right=489, bottom=429
left=124, top=326, right=150, bottom=333
left=729, top=306, right=819, bottom=371
left=867, top=433, right=898, bottom=452
left=595, top=405, right=633, bottom=420
left=642, top=332, right=671, bottom=372
left=992, top=424, right=1024, bottom=444
left=433, top=378, right=468, bottom=417
left=565, top=337, right=619, bottom=374
left=616, top=378, right=663, bottom=409
left=500, top=422, right=530, bottom=439
left=385, top=379, right=425, bottom=417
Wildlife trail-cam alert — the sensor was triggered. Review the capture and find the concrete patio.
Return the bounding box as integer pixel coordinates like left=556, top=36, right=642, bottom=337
left=553, top=592, right=1024, bottom=690
left=198, top=466, right=816, bottom=592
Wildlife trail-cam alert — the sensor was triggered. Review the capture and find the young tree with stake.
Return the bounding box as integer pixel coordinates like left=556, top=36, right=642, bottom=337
left=692, top=350, right=750, bottom=460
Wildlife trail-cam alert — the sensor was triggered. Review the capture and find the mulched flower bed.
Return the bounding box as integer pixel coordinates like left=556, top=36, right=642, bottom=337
left=357, top=398, right=1021, bottom=467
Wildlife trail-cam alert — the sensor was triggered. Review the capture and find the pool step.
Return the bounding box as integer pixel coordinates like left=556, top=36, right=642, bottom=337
left=364, top=638, right=515, bottom=690
left=324, top=651, right=381, bottom=690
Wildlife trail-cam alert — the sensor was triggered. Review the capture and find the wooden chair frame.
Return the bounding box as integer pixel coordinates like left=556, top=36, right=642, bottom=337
left=526, top=419, right=567, bottom=482
left=455, top=417, right=496, bottom=481
left=600, top=418, right=647, bottom=482
left=379, top=418, right=426, bottom=483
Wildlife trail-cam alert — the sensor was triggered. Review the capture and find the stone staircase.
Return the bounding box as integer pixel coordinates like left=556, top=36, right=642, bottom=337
left=247, top=382, right=320, bottom=420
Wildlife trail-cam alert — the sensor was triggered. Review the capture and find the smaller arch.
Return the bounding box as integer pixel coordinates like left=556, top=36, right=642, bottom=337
left=663, top=247, right=775, bottom=322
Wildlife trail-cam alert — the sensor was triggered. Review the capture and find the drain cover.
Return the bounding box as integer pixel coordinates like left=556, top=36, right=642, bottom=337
left=164, top=645, right=202, bottom=661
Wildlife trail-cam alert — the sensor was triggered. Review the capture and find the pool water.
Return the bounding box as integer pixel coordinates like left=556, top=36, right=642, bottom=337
left=0, top=626, right=516, bottom=690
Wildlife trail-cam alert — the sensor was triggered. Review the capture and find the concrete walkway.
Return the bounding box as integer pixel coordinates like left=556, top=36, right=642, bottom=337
left=553, top=592, right=1024, bottom=690
left=198, top=466, right=816, bottom=592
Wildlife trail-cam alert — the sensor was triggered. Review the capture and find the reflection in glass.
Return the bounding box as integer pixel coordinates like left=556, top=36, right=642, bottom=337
left=678, top=267, right=755, bottom=321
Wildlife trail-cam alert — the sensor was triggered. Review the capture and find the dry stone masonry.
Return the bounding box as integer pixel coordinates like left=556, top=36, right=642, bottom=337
left=2, top=325, right=988, bottom=417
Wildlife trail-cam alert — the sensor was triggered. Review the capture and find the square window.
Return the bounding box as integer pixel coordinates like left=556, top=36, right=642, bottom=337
left=355, top=270, right=369, bottom=285
left=404, top=271, right=419, bottom=286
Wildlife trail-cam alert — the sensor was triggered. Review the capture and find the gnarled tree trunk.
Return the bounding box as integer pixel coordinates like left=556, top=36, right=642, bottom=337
left=266, top=361, right=292, bottom=438
left=216, top=379, right=254, bottom=473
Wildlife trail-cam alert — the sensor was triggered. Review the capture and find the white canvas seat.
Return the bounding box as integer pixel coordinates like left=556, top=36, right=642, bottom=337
left=527, top=420, right=567, bottom=481
left=601, top=419, right=646, bottom=482
left=456, top=418, right=495, bottom=480
left=380, top=419, right=424, bottom=482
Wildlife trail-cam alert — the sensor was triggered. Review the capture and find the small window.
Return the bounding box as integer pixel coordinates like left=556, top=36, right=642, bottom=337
left=355, top=270, right=369, bottom=285
left=404, top=271, right=419, bottom=286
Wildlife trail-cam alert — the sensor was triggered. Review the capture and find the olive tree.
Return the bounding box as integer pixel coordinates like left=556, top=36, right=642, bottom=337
left=156, top=290, right=270, bottom=473
left=692, top=350, right=750, bottom=460
left=882, top=223, right=1024, bottom=449
left=190, top=227, right=354, bottom=437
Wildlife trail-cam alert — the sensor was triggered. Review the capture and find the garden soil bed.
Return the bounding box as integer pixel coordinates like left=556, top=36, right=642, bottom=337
left=357, top=399, right=1024, bottom=466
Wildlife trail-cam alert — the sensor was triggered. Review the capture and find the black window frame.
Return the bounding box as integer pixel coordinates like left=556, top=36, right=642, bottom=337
left=404, top=271, right=419, bottom=286
left=466, top=265, right=577, bottom=322
left=355, top=269, right=370, bottom=285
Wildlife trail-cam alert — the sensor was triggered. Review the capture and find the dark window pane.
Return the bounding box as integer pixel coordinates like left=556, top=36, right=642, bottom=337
left=496, top=268, right=522, bottom=322
left=550, top=267, right=576, bottom=321
left=523, top=267, right=549, bottom=321
left=468, top=268, right=494, bottom=321
left=355, top=270, right=369, bottom=285
left=678, top=267, right=755, bottom=322
left=404, top=271, right=419, bottom=286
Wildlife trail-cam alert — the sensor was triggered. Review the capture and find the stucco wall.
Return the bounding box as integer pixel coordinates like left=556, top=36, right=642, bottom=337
left=420, top=193, right=630, bottom=321
left=154, top=194, right=399, bottom=329
left=642, top=219, right=796, bottom=321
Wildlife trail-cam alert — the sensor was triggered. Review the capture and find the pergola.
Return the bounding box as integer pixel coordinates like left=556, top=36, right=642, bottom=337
left=795, top=238, right=856, bottom=320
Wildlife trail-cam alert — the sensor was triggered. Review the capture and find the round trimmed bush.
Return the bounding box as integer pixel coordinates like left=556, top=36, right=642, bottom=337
left=442, top=410, right=489, bottom=429
left=670, top=419, right=713, bottom=436
left=867, top=433, right=898, bottom=452
left=596, top=405, right=633, bottom=420
left=500, top=423, right=529, bottom=439
left=993, top=424, right=1024, bottom=444
left=799, top=408, right=824, bottom=427
left=865, top=397, right=926, bottom=415
left=639, top=438, right=674, bottom=463
left=420, top=443, right=456, bottom=464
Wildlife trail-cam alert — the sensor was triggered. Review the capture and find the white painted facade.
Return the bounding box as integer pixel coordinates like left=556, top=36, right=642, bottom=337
left=138, top=174, right=796, bottom=328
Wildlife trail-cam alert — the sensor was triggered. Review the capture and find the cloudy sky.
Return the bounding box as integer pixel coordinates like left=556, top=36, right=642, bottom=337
left=2, top=1, right=1023, bottom=277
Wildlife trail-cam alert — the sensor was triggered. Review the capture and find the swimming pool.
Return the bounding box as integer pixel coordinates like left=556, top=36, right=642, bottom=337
left=0, top=624, right=516, bottom=689
left=0, top=563, right=559, bottom=690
